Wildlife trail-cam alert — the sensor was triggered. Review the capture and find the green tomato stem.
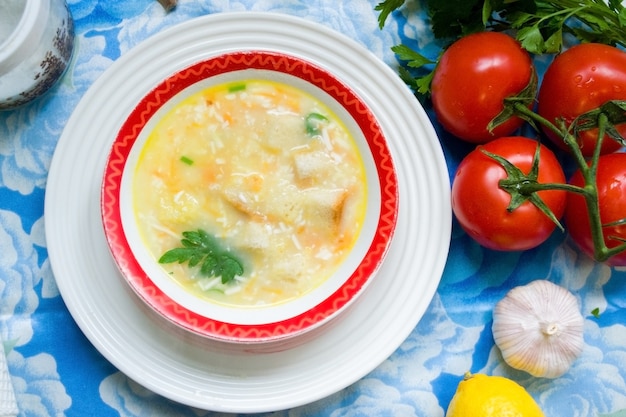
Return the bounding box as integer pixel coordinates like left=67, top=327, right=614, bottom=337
left=582, top=114, right=626, bottom=261
left=580, top=114, right=607, bottom=262
left=509, top=102, right=625, bottom=263
left=513, top=181, right=584, bottom=195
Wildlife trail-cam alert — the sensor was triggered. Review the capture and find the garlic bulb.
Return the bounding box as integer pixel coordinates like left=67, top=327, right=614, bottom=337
left=492, top=280, right=584, bottom=378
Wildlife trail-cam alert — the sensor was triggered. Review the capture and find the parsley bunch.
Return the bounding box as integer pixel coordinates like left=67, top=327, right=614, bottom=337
left=377, top=0, right=626, bottom=54
left=376, top=0, right=626, bottom=95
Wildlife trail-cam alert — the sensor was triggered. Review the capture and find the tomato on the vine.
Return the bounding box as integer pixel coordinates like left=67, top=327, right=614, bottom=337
left=538, top=43, right=626, bottom=157
left=451, top=136, right=567, bottom=251
left=566, top=153, right=626, bottom=266
left=431, top=32, right=535, bottom=144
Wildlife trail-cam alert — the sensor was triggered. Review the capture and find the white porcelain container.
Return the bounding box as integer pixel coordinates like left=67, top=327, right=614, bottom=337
left=0, top=0, right=74, bottom=110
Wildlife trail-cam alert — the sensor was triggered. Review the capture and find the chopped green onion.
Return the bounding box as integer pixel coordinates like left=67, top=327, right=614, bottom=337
left=305, top=112, right=328, bottom=136
left=228, top=83, right=246, bottom=93
left=180, top=156, right=194, bottom=165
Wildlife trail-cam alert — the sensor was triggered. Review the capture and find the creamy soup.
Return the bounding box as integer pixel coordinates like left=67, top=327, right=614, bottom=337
left=133, top=79, right=367, bottom=308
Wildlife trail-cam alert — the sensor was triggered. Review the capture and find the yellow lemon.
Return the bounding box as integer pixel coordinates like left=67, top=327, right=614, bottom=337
left=445, top=373, right=545, bottom=417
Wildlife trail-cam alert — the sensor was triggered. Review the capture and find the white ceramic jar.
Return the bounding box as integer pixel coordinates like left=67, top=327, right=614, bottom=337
left=0, top=0, right=74, bottom=110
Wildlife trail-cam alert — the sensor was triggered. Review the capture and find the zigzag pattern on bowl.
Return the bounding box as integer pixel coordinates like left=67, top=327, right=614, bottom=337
left=101, top=51, right=399, bottom=342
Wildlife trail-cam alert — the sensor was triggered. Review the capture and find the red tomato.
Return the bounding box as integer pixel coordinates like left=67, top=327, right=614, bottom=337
left=452, top=136, right=567, bottom=251
left=565, top=153, right=626, bottom=266
left=431, top=32, right=535, bottom=144
left=537, top=43, right=626, bottom=157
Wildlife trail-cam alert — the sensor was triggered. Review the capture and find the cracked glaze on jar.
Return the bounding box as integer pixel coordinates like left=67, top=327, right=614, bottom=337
left=0, top=0, right=74, bottom=110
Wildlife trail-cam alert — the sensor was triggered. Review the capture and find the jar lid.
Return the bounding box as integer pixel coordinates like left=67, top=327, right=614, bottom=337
left=0, top=0, right=50, bottom=76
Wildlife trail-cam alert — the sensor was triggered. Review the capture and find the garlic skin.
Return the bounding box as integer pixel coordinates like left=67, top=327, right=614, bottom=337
left=492, top=280, right=584, bottom=378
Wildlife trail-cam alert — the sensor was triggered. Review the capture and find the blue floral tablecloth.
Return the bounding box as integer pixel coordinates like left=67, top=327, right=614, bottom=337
left=1, top=1, right=626, bottom=416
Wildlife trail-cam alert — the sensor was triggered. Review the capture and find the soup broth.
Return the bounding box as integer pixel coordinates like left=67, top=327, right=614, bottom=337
left=133, top=79, right=367, bottom=308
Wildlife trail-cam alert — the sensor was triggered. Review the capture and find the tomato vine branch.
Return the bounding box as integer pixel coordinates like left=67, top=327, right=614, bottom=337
left=501, top=101, right=626, bottom=262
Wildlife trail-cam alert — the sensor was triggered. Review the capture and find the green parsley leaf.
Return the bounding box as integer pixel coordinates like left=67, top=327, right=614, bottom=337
left=391, top=44, right=438, bottom=96
left=159, top=229, right=244, bottom=284
left=517, top=25, right=547, bottom=54
left=375, top=0, right=406, bottom=29
left=591, top=307, right=601, bottom=318
left=426, top=0, right=485, bottom=39
left=619, top=8, right=626, bottom=26
left=391, top=44, right=435, bottom=68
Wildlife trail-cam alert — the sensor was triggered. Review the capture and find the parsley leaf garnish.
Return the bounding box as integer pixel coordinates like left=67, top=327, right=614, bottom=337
left=159, top=229, right=244, bottom=284
left=375, top=0, right=406, bottom=29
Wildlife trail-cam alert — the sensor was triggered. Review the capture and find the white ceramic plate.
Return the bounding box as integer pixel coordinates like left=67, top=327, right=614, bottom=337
left=45, top=12, right=451, bottom=413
